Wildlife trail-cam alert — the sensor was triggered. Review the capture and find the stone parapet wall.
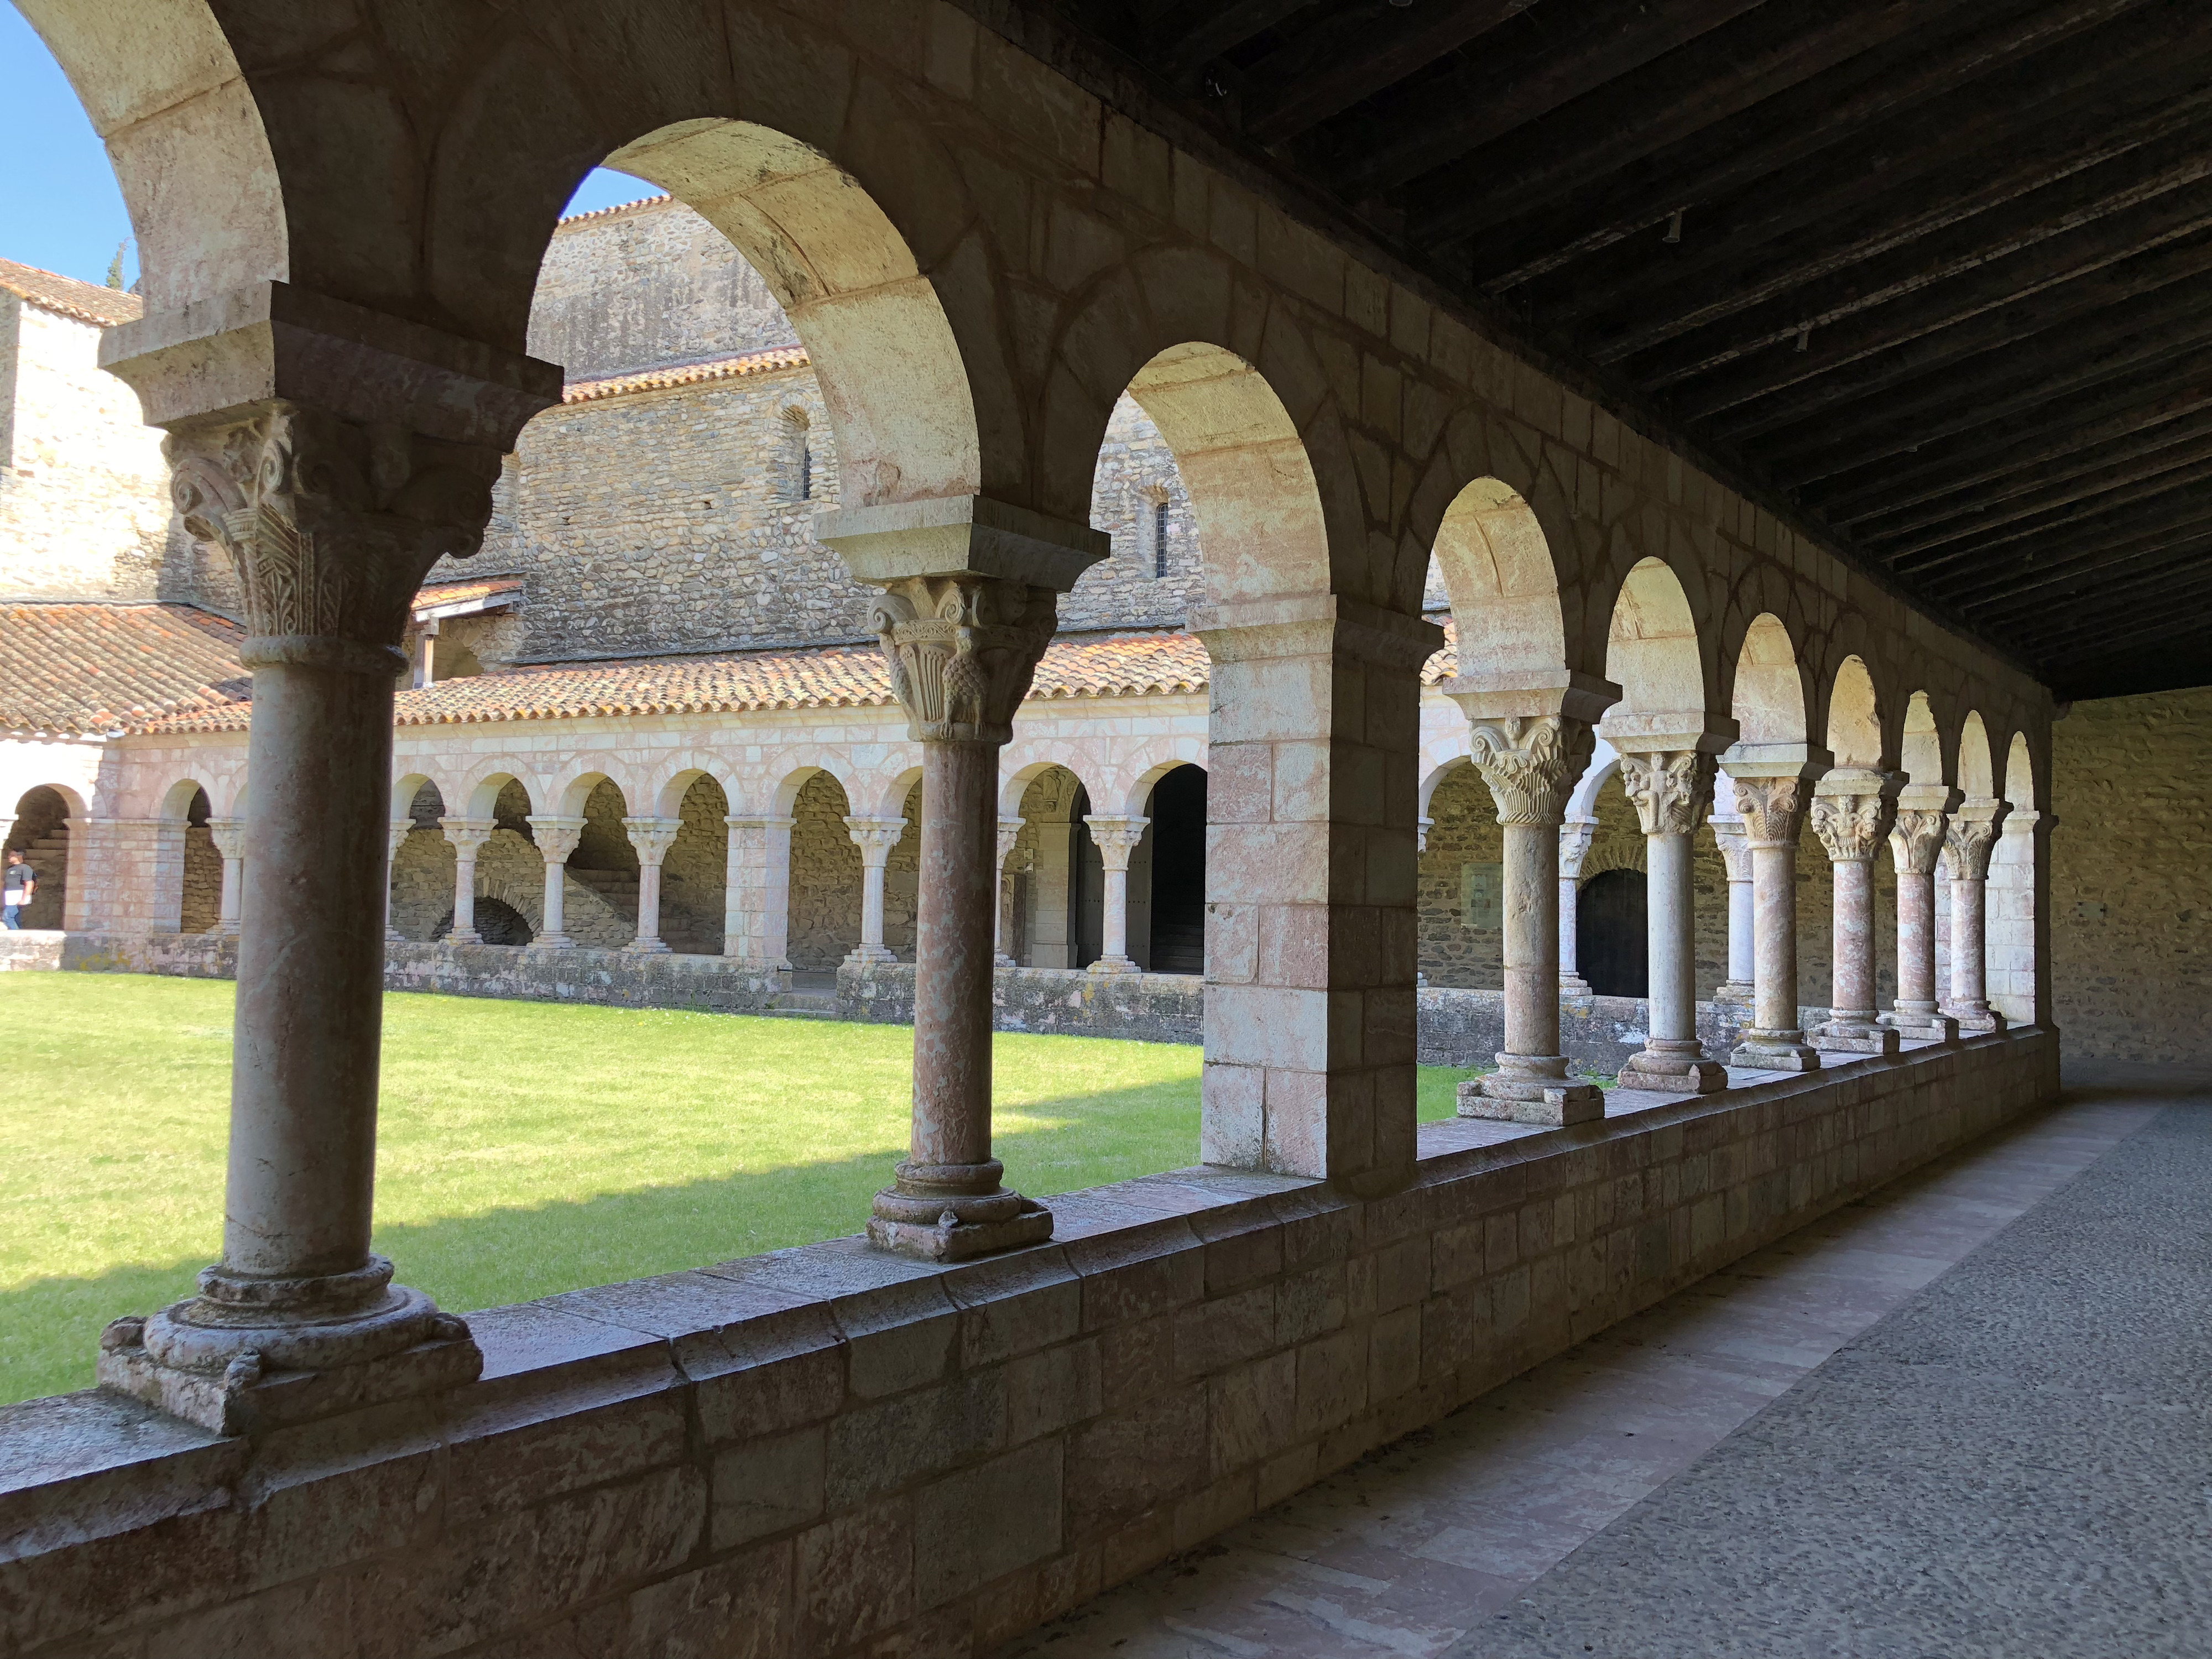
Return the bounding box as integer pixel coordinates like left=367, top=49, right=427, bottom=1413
left=0, top=1030, right=2057, bottom=1658
left=840, top=961, right=1203, bottom=1045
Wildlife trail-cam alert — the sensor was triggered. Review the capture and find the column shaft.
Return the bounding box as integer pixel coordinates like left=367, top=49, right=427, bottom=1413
left=994, top=818, right=1023, bottom=966
left=912, top=741, right=996, bottom=1171
left=1808, top=782, right=1897, bottom=1054
left=1942, top=806, right=2008, bottom=1034
left=1646, top=830, right=1695, bottom=1044
left=1615, top=748, right=1727, bottom=1094
left=1727, top=873, right=1755, bottom=988
left=210, top=821, right=245, bottom=937
left=1728, top=774, right=1821, bottom=1072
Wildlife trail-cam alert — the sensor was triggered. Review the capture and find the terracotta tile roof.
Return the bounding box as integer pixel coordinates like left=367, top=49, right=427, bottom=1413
left=414, top=577, right=523, bottom=615
left=0, top=257, right=143, bottom=328
left=126, top=619, right=1458, bottom=738
left=561, top=346, right=810, bottom=404
left=1, top=603, right=247, bottom=737
left=555, top=192, right=675, bottom=228
left=1425, top=615, right=1460, bottom=684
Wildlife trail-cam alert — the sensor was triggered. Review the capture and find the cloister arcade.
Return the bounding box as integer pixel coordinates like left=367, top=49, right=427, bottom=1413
left=1, top=2, right=2077, bottom=1650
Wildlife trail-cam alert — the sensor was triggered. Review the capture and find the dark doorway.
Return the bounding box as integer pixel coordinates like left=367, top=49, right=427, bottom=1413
left=1147, top=765, right=1206, bottom=974
left=1577, top=869, right=1647, bottom=998
left=1070, top=785, right=1102, bottom=968
left=435, top=897, right=534, bottom=948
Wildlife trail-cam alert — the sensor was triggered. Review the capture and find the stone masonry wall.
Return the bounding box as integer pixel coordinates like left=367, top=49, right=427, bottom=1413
left=2051, top=686, right=2212, bottom=1063
left=179, top=824, right=221, bottom=933
left=0, top=1030, right=2056, bottom=1658
left=790, top=771, right=863, bottom=969
left=0, top=300, right=170, bottom=600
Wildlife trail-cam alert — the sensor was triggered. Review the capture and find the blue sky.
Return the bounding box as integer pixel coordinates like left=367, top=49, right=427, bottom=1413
left=1, top=8, right=658, bottom=288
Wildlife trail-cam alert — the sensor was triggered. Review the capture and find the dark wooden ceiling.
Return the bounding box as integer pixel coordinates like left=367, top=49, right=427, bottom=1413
left=1048, top=0, right=2212, bottom=700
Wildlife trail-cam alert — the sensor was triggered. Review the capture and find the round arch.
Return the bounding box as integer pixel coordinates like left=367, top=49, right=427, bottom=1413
left=1730, top=613, right=1809, bottom=745
left=1900, top=692, right=1948, bottom=789
left=1957, top=712, right=1997, bottom=799
left=1428, top=477, right=1570, bottom=685
left=1604, top=556, right=1710, bottom=721
left=1828, top=656, right=1885, bottom=770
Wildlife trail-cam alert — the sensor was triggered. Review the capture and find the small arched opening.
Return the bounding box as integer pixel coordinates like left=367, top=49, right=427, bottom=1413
left=4, top=786, right=76, bottom=931
left=1141, top=764, right=1207, bottom=975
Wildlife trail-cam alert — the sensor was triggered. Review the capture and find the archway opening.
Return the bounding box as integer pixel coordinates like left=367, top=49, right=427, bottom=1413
left=1143, top=765, right=1207, bottom=975
left=178, top=786, right=220, bottom=934
left=1579, top=870, right=1650, bottom=999
left=786, top=770, right=859, bottom=974
left=1006, top=766, right=1089, bottom=969
left=661, top=774, right=732, bottom=957
left=1428, top=476, right=1568, bottom=684
left=436, top=896, right=534, bottom=948
left=1417, top=760, right=1504, bottom=990
left=5, top=786, right=74, bottom=930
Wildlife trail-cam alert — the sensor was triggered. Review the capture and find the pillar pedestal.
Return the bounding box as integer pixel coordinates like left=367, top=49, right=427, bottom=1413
left=1451, top=701, right=1610, bottom=1125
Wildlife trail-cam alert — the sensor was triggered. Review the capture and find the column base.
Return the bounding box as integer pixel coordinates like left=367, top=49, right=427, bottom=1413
left=1557, top=973, right=1593, bottom=998
left=623, top=937, right=672, bottom=955
left=1731, top=1030, right=1823, bottom=1071
left=1458, top=1056, right=1603, bottom=1126
left=1812, top=1018, right=1901, bottom=1057
left=868, top=1165, right=1052, bottom=1261
left=1714, top=980, right=1755, bottom=1005
left=384, top=926, right=403, bottom=943
left=530, top=932, right=576, bottom=951
left=216, top=921, right=241, bottom=938
left=444, top=928, right=481, bottom=946
left=995, top=953, right=1018, bottom=969
left=1618, top=1045, right=1729, bottom=1094
left=1944, top=1003, right=2008, bottom=1035
left=1086, top=955, right=1140, bottom=976
left=95, top=1256, right=479, bottom=1437
left=846, top=945, right=897, bottom=966
left=1885, top=1007, right=1961, bottom=1044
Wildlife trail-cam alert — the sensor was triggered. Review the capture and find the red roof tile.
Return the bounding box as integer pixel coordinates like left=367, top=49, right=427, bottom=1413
left=561, top=346, right=809, bottom=405
left=414, top=577, right=523, bottom=615
left=1, top=604, right=248, bottom=736
left=0, top=257, right=144, bottom=328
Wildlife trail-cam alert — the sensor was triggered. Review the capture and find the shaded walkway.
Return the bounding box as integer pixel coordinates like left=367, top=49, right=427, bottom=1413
left=1005, top=1063, right=2203, bottom=1657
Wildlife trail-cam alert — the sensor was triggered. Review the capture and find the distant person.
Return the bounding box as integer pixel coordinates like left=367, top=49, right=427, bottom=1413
left=2, top=850, right=32, bottom=928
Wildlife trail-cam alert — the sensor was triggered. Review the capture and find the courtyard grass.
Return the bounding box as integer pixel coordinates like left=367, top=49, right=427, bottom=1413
left=0, top=973, right=1479, bottom=1406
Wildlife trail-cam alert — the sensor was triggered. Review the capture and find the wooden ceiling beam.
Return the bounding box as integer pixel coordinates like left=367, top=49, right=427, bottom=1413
left=1323, top=0, right=1767, bottom=198
left=1460, top=0, right=2159, bottom=293
left=1931, top=515, right=2212, bottom=607
left=1579, top=98, right=2212, bottom=366
left=1150, top=0, right=1312, bottom=83
left=2009, top=591, right=2212, bottom=658
left=1899, top=488, right=2212, bottom=581
left=1726, top=231, right=2212, bottom=458
left=1237, top=1, right=1530, bottom=145
left=1961, top=538, right=2212, bottom=621
left=1882, top=456, right=2212, bottom=571
left=1651, top=175, right=2212, bottom=414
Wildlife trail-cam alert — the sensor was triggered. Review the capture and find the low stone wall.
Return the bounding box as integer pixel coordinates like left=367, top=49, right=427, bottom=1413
left=840, top=961, right=1203, bottom=1045
left=1415, top=988, right=1831, bottom=1073
left=1, top=1030, right=2058, bottom=1658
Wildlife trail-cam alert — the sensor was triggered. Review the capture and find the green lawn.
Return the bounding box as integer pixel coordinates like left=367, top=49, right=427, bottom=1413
left=0, top=974, right=1479, bottom=1405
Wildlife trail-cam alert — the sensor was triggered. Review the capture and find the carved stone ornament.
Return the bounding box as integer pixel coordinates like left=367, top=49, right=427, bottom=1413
left=1888, top=808, right=1948, bottom=876
left=1811, top=791, right=1893, bottom=863
left=873, top=574, right=1058, bottom=745
left=1619, top=750, right=1713, bottom=838
left=1733, top=775, right=1809, bottom=847
left=165, top=401, right=504, bottom=672
left=1558, top=817, right=1597, bottom=878
left=1945, top=811, right=2008, bottom=880
left=1710, top=818, right=1752, bottom=881
left=1465, top=715, right=1595, bottom=827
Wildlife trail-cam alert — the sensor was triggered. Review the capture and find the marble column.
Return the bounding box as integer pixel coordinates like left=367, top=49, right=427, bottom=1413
left=93, top=383, right=546, bottom=1433
left=1616, top=749, right=1729, bottom=1092
left=832, top=543, right=1097, bottom=1260
left=994, top=817, right=1024, bottom=967
left=723, top=813, right=796, bottom=972
left=1944, top=799, right=2011, bottom=1033
left=622, top=817, right=680, bottom=953
left=209, top=818, right=246, bottom=936
left=1728, top=775, right=1822, bottom=1071
left=385, top=820, right=411, bottom=942
left=1710, top=811, right=1755, bottom=1004
left=526, top=815, right=585, bottom=949
left=439, top=816, right=494, bottom=943
left=1085, top=816, right=1147, bottom=974
left=1986, top=807, right=2054, bottom=1028
left=844, top=816, right=906, bottom=964
left=1884, top=801, right=1960, bottom=1043
left=1557, top=813, right=1597, bottom=996
left=1416, top=815, right=1435, bottom=988
left=1458, top=713, right=1605, bottom=1124
left=1809, top=774, right=1901, bottom=1056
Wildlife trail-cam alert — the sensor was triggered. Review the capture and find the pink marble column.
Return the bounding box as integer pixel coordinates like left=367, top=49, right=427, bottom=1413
left=209, top=818, right=246, bottom=936
left=994, top=817, right=1024, bottom=967
left=1728, top=773, right=1822, bottom=1072
left=844, top=816, right=906, bottom=963
left=1944, top=801, right=2011, bottom=1033
left=1084, top=816, right=1147, bottom=974
left=1457, top=713, right=1604, bottom=1125
left=1809, top=776, right=1900, bottom=1056
left=1616, top=749, right=1729, bottom=1093
left=439, top=816, right=494, bottom=943
left=526, top=815, right=585, bottom=948
left=1557, top=814, right=1597, bottom=996
left=1884, top=806, right=1960, bottom=1042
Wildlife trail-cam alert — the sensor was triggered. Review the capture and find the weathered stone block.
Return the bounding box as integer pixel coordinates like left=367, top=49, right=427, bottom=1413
left=712, top=1427, right=826, bottom=1550
left=914, top=1439, right=1065, bottom=1603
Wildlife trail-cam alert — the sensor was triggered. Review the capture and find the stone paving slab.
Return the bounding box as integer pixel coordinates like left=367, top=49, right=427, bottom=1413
left=1465, top=1068, right=2210, bottom=1659
left=997, top=1073, right=2167, bottom=1658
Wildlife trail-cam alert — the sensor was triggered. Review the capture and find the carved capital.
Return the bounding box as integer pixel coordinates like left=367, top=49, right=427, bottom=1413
left=207, top=819, right=247, bottom=862
left=1731, top=775, right=1808, bottom=847
left=1811, top=791, right=1893, bottom=864
left=389, top=818, right=414, bottom=857
left=623, top=817, right=682, bottom=865
left=1710, top=816, right=1752, bottom=881
left=166, top=401, right=504, bottom=672
left=1558, top=816, right=1597, bottom=878
left=1084, top=816, right=1149, bottom=872
left=997, top=817, right=1025, bottom=865
left=439, top=816, right=494, bottom=855
left=528, top=815, right=586, bottom=864
left=872, top=574, right=1057, bottom=745
left=1944, top=808, right=2009, bottom=880
left=1619, top=750, right=1714, bottom=838
left=844, top=816, right=907, bottom=864
left=1466, top=714, right=1595, bottom=827
left=1888, top=809, right=1948, bottom=877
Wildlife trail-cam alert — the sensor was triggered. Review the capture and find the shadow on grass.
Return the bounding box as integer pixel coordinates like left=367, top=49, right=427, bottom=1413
left=5, top=1066, right=1484, bottom=1407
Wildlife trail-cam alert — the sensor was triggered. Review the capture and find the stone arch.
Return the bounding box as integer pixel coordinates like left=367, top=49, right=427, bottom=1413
left=1114, top=740, right=1208, bottom=820
left=1901, top=692, right=1949, bottom=790
left=552, top=767, right=630, bottom=820
left=1565, top=738, right=1625, bottom=820
left=999, top=756, right=1102, bottom=821
left=158, top=777, right=212, bottom=821
left=786, top=766, right=861, bottom=971
left=2003, top=731, right=2037, bottom=810
left=773, top=760, right=864, bottom=820
left=1604, top=556, right=1712, bottom=722
left=462, top=770, right=532, bottom=821
left=869, top=766, right=926, bottom=825
left=1957, top=711, right=1997, bottom=800
left=1828, top=656, right=1885, bottom=770
left=659, top=770, right=733, bottom=956
left=1428, top=477, right=1571, bottom=685
left=1730, top=613, right=1808, bottom=746
left=1005, top=763, right=1095, bottom=970
left=649, top=760, right=739, bottom=821
left=18, top=1, right=287, bottom=314
left=1113, top=342, right=1334, bottom=606
left=1418, top=756, right=1469, bottom=822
